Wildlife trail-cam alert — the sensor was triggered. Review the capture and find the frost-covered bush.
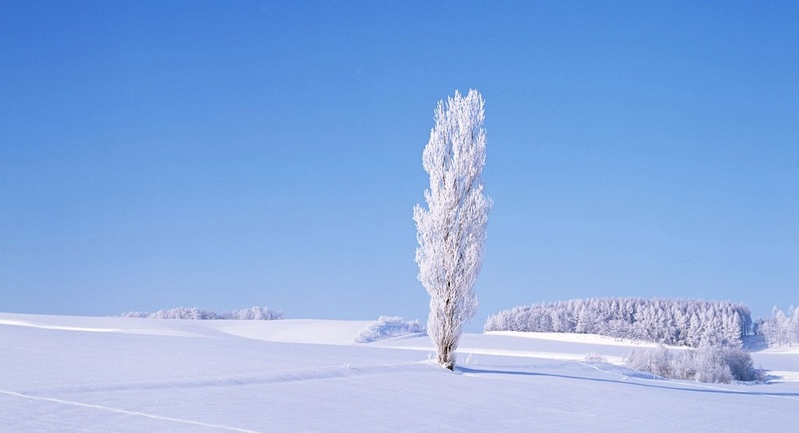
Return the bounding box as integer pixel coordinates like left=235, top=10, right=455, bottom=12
left=119, top=311, right=149, bottom=318
left=625, top=344, right=673, bottom=378
left=119, top=306, right=283, bottom=320
left=625, top=342, right=762, bottom=384
left=218, top=306, right=284, bottom=320
left=721, top=346, right=760, bottom=382
left=149, top=307, right=218, bottom=320
left=354, top=316, right=426, bottom=343
left=692, top=341, right=734, bottom=383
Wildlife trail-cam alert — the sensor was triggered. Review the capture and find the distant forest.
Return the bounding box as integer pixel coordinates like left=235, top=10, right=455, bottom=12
left=119, top=306, right=284, bottom=320
left=756, top=306, right=799, bottom=348
left=485, top=298, right=751, bottom=348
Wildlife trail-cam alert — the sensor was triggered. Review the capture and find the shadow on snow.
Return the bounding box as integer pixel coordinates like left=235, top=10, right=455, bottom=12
left=454, top=365, right=799, bottom=399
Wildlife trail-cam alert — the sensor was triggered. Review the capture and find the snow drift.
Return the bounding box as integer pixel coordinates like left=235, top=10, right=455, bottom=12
left=1, top=312, right=797, bottom=433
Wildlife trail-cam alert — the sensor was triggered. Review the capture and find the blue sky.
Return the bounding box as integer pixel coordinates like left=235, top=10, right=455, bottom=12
left=1, top=1, right=797, bottom=329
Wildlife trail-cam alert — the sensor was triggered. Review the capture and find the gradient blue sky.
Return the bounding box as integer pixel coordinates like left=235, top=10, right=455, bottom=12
left=2, top=1, right=797, bottom=330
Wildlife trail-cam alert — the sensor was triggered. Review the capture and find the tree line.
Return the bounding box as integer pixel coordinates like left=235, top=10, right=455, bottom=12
left=119, top=306, right=284, bottom=320
left=755, top=305, right=799, bottom=347
left=484, top=297, right=752, bottom=348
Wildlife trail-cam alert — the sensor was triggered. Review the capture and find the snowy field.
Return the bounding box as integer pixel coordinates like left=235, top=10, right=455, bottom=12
left=2, top=313, right=798, bottom=432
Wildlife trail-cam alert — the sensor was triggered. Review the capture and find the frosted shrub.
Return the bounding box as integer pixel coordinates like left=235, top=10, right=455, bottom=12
left=625, top=344, right=673, bottom=378
left=626, top=343, right=762, bottom=384
left=219, top=306, right=284, bottom=320
left=150, top=307, right=216, bottom=320
left=119, top=311, right=149, bottom=318
left=119, top=306, right=283, bottom=320
left=354, top=316, right=426, bottom=343
left=671, top=353, right=697, bottom=381
left=693, top=342, right=734, bottom=384
left=722, top=346, right=761, bottom=382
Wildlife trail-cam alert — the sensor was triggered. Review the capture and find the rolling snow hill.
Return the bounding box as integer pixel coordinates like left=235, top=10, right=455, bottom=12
left=1, top=313, right=797, bottom=432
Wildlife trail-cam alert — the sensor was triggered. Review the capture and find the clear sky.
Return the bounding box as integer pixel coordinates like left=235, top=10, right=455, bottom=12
left=2, top=1, right=797, bottom=330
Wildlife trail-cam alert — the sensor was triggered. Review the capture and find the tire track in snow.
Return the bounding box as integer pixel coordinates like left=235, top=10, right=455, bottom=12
left=0, top=390, right=267, bottom=433
left=22, top=361, right=421, bottom=396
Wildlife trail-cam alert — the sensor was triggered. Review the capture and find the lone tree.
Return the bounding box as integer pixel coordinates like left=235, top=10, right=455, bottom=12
left=413, top=89, right=491, bottom=370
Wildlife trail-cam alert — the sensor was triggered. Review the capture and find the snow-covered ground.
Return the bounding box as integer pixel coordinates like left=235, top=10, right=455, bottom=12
left=2, top=313, right=797, bottom=432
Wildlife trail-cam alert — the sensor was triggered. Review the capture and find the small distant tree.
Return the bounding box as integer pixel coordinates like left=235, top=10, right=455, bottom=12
left=413, top=89, right=492, bottom=370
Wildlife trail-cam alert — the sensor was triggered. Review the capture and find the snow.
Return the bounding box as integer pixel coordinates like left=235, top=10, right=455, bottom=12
left=2, top=313, right=798, bottom=432
left=489, top=330, right=666, bottom=347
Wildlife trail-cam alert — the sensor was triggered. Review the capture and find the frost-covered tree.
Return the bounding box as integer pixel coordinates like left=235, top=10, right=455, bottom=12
left=414, top=89, right=491, bottom=370
left=484, top=297, right=752, bottom=348
left=758, top=305, right=799, bottom=347
left=119, top=306, right=284, bottom=320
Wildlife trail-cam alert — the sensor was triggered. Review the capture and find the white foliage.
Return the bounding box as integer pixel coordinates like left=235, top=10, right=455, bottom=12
left=485, top=297, right=751, bottom=348
left=148, top=307, right=218, bottom=320
left=625, top=344, right=674, bottom=379
left=414, top=89, right=491, bottom=369
left=353, top=316, right=426, bottom=343
left=119, top=306, right=284, bottom=320
left=118, top=311, right=149, bottom=318
left=758, top=305, right=799, bottom=347
left=625, top=343, right=762, bottom=384
left=220, top=306, right=285, bottom=320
